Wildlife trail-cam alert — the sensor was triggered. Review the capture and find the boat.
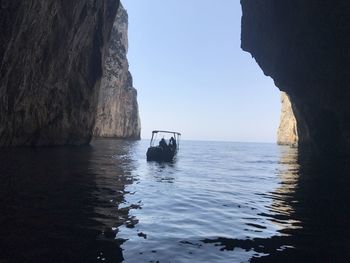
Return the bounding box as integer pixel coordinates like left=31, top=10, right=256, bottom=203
left=146, top=130, right=181, bottom=162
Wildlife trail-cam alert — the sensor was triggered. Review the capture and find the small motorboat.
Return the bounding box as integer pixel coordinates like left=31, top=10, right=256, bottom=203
left=146, top=130, right=181, bottom=162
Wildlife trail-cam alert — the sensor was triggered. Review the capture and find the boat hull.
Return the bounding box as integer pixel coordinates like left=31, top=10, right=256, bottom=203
left=146, top=146, right=176, bottom=162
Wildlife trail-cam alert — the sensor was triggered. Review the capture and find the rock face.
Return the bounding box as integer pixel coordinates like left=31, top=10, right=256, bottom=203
left=241, top=0, right=350, bottom=156
left=93, top=5, right=141, bottom=139
left=277, top=92, right=298, bottom=146
left=0, top=0, right=120, bottom=146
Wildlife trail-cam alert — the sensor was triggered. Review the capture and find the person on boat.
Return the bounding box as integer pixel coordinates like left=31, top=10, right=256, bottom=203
left=159, top=138, right=168, bottom=149
left=169, top=137, right=176, bottom=150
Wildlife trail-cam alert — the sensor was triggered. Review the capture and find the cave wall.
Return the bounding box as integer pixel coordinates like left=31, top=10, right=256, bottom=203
left=277, top=92, right=298, bottom=147
left=241, top=0, right=350, bottom=155
left=93, top=5, right=141, bottom=139
left=0, top=0, right=120, bottom=146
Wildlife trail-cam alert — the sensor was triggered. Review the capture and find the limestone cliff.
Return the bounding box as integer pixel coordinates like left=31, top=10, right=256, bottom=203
left=94, top=5, right=141, bottom=139
left=241, top=0, right=350, bottom=155
left=0, top=0, right=119, bottom=146
left=277, top=92, right=298, bottom=147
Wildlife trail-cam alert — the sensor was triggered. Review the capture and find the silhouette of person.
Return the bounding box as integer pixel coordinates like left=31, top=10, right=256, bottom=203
left=169, top=137, right=176, bottom=150
left=159, top=138, right=168, bottom=149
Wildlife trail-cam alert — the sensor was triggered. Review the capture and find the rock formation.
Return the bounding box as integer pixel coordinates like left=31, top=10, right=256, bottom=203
left=0, top=0, right=120, bottom=146
left=277, top=92, right=298, bottom=146
left=93, top=5, right=141, bottom=139
left=241, top=0, right=350, bottom=156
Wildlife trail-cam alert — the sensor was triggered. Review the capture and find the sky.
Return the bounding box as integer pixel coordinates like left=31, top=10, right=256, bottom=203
left=122, top=0, right=280, bottom=143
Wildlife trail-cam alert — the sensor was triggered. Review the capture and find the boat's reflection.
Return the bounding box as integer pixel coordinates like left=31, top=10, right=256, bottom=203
left=146, top=159, right=178, bottom=184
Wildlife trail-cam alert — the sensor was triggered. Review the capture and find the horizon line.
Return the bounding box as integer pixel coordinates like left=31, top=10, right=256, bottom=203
left=140, top=137, right=277, bottom=144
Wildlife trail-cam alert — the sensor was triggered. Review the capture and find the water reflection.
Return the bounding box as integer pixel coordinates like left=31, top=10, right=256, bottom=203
left=146, top=161, right=177, bottom=183
left=254, top=149, right=350, bottom=262
left=198, top=145, right=302, bottom=261
left=264, top=146, right=302, bottom=234
left=207, top=146, right=350, bottom=262
left=117, top=142, right=300, bottom=262
left=120, top=141, right=350, bottom=262
left=0, top=139, right=138, bottom=263
left=2, top=140, right=350, bottom=262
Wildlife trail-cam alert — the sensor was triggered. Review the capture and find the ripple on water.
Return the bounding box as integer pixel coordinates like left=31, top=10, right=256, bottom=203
left=3, top=140, right=349, bottom=262
left=115, top=141, right=301, bottom=262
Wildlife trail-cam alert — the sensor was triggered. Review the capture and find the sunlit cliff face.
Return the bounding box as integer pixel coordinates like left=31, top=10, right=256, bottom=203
left=93, top=4, right=141, bottom=139
left=241, top=0, right=350, bottom=156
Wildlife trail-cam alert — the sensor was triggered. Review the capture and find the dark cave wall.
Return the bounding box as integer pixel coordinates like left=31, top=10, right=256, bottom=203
left=0, top=0, right=120, bottom=146
left=241, top=0, right=350, bottom=155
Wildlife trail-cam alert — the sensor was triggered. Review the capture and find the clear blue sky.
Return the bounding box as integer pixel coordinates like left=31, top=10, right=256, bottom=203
left=122, top=0, right=280, bottom=143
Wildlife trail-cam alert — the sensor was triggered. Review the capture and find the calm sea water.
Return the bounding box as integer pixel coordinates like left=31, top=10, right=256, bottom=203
left=1, top=139, right=350, bottom=262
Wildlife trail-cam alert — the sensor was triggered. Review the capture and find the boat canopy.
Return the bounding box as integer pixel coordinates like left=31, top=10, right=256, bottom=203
left=151, top=130, right=181, bottom=136
left=150, top=130, right=181, bottom=148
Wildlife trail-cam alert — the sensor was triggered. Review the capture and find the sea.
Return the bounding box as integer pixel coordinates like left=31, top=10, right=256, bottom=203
left=1, top=139, right=350, bottom=263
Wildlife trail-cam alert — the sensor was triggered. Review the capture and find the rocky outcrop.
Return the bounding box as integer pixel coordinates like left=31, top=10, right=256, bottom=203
left=277, top=92, right=298, bottom=146
left=0, top=0, right=120, bottom=146
left=93, top=5, right=141, bottom=139
left=241, top=0, right=350, bottom=156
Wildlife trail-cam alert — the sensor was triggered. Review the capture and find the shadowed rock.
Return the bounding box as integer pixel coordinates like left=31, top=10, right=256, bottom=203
left=0, top=0, right=120, bottom=146
left=241, top=0, right=350, bottom=156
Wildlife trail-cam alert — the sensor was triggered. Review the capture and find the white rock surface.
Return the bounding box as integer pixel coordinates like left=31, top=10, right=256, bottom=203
left=94, top=4, right=141, bottom=139
left=277, top=92, right=298, bottom=146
